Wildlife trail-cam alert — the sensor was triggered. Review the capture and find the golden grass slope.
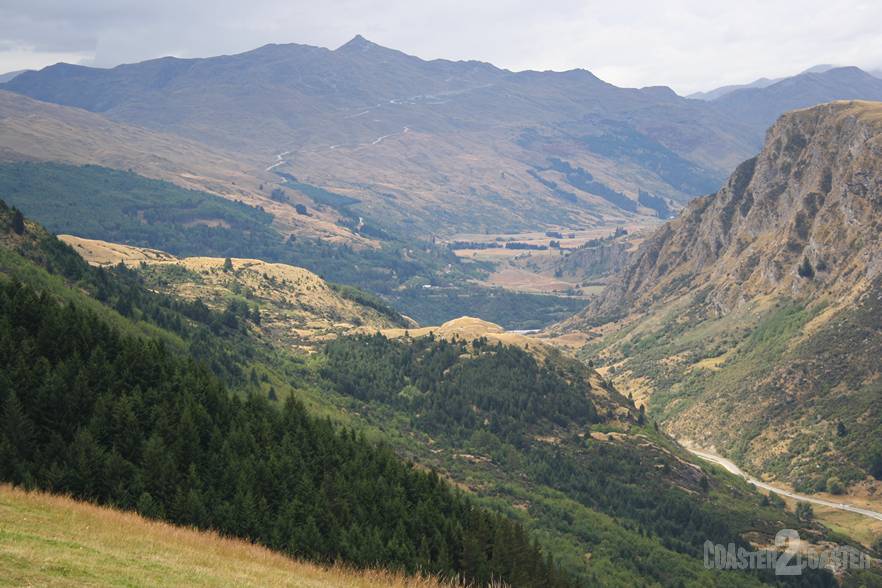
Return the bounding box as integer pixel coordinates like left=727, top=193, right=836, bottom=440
left=60, top=235, right=400, bottom=347
left=376, top=316, right=564, bottom=363
left=0, top=484, right=449, bottom=588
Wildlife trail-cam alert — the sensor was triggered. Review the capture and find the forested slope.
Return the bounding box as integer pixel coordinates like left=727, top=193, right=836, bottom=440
left=0, top=200, right=572, bottom=588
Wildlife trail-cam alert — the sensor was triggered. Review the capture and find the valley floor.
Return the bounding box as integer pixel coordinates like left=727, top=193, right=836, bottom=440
left=0, top=485, right=446, bottom=588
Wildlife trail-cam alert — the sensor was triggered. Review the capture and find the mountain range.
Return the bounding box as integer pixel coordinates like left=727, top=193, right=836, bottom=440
left=3, top=32, right=882, bottom=587
left=5, top=37, right=882, bottom=237
left=687, top=64, right=841, bottom=100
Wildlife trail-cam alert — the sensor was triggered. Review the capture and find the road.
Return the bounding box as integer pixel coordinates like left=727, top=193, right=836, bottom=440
left=687, top=447, right=882, bottom=522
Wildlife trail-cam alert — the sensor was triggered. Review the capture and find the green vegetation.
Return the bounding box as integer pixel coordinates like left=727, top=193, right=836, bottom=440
left=0, top=204, right=851, bottom=586
left=0, top=205, right=572, bottom=588
left=584, top=281, right=882, bottom=493
left=798, top=256, right=815, bottom=279
left=575, top=121, right=723, bottom=197
left=0, top=162, right=276, bottom=256
left=544, top=158, right=636, bottom=212
left=393, top=285, right=587, bottom=330
left=328, top=283, right=408, bottom=327
left=796, top=502, right=815, bottom=522
left=319, top=335, right=838, bottom=586
left=0, top=161, right=584, bottom=329
left=322, top=334, right=597, bottom=445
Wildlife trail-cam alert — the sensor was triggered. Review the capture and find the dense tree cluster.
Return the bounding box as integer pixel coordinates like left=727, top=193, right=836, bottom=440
left=0, top=279, right=573, bottom=587
left=0, top=162, right=277, bottom=258
left=322, top=334, right=597, bottom=445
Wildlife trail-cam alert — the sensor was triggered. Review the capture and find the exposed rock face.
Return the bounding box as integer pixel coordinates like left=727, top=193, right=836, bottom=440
left=572, top=100, right=882, bottom=326
left=553, top=238, right=633, bottom=281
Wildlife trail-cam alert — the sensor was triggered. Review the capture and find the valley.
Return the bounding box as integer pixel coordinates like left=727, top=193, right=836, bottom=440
left=688, top=447, right=882, bottom=522
left=557, top=101, right=882, bottom=542
left=1, top=23, right=882, bottom=587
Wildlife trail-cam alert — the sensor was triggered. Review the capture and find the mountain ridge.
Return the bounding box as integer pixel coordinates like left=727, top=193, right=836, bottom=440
left=6, top=41, right=882, bottom=237
left=0, top=37, right=751, bottom=235
left=564, top=99, right=882, bottom=326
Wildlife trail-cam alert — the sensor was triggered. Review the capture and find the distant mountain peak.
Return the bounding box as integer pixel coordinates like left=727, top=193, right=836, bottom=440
left=799, top=63, right=837, bottom=74
left=336, top=34, right=383, bottom=53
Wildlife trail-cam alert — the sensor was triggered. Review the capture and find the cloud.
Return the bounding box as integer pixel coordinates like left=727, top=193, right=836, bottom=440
left=1, top=0, right=881, bottom=94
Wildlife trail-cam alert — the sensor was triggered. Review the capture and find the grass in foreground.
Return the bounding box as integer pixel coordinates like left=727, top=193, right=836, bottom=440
left=0, top=485, right=450, bottom=588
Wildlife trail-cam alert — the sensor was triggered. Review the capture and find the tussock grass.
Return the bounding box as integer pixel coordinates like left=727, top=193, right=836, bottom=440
left=0, top=485, right=456, bottom=587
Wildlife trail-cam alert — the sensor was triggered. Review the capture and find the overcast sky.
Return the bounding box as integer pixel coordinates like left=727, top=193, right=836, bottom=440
left=2, top=0, right=881, bottom=94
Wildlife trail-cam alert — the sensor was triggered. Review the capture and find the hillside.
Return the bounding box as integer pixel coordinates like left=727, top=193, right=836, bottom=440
left=559, top=101, right=882, bottom=494
left=0, top=485, right=446, bottom=588
left=0, top=201, right=574, bottom=588
left=1, top=202, right=858, bottom=586
left=0, top=91, right=364, bottom=244
left=0, top=160, right=590, bottom=330
left=61, top=235, right=407, bottom=347
left=713, top=68, right=882, bottom=136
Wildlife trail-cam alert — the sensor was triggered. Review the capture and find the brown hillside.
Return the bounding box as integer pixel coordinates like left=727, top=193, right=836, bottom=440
left=60, top=235, right=401, bottom=348
left=0, top=91, right=367, bottom=245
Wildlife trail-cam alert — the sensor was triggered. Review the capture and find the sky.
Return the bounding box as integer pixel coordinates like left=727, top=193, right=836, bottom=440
left=1, top=0, right=881, bottom=95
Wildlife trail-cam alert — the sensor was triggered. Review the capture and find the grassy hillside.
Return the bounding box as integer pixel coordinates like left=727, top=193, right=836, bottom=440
left=0, top=485, right=447, bottom=588
left=0, top=162, right=278, bottom=255
left=60, top=235, right=409, bottom=345
left=0, top=201, right=573, bottom=588
left=582, top=283, right=882, bottom=494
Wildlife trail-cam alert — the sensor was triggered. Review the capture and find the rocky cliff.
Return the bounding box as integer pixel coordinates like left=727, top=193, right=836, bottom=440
left=557, top=102, right=882, bottom=490
left=569, top=100, right=882, bottom=327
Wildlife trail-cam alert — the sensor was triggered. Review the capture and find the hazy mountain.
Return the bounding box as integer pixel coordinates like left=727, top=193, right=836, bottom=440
left=0, top=69, right=28, bottom=83
left=0, top=90, right=368, bottom=244
left=4, top=41, right=882, bottom=237
left=558, top=101, right=882, bottom=490
left=687, top=64, right=838, bottom=101
left=712, top=66, right=882, bottom=134
left=0, top=36, right=755, bottom=235
left=687, top=76, right=780, bottom=101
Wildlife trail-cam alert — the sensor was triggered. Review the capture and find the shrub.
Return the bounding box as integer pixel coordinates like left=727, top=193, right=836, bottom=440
left=826, top=477, right=844, bottom=495
left=795, top=502, right=814, bottom=522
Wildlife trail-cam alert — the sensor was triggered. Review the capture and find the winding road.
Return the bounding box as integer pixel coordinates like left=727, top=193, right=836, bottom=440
left=687, top=447, right=882, bottom=522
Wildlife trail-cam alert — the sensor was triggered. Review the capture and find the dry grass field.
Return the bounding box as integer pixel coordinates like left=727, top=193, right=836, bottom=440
left=60, top=235, right=401, bottom=348
left=0, top=485, right=453, bottom=588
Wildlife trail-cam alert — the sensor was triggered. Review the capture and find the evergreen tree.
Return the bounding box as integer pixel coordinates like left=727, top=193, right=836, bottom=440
left=11, top=208, right=25, bottom=234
